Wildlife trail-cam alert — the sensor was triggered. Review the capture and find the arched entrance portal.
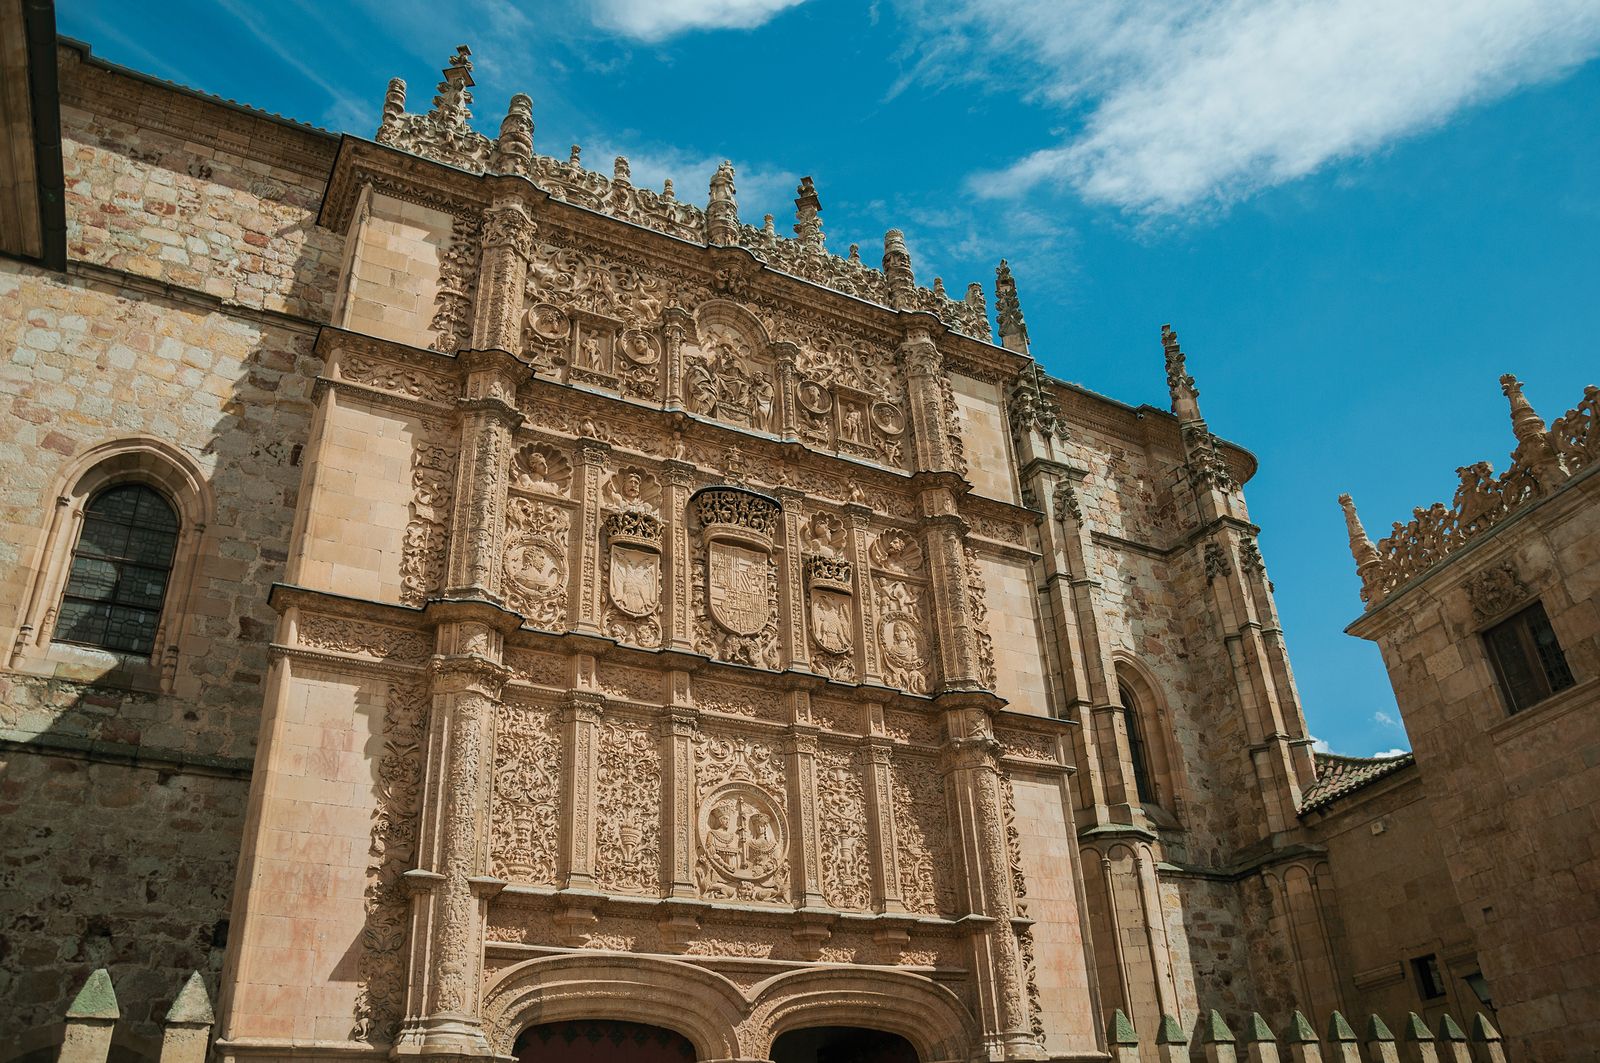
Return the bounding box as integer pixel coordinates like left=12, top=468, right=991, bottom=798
left=515, top=1020, right=695, bottom=1063
left=770, top=1026, right=920, bottom=1063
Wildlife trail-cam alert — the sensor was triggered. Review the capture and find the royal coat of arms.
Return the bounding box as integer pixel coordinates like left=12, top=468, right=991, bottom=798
left=608, top=545, right=659, bottom=618
left=809, top=589, right=853, bottom=655
left=707, top=540, right=770, bottom=636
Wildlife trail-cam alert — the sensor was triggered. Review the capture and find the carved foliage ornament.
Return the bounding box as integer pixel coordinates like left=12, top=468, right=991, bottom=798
left=595, top=719, right=662, bottom=893
left=400, top=425, right=455, bottom=608
left=818, top=747, right=872, bottom=910
left=489, top=702, right=560, bottom=884
left=1465, top=561, right=1529, bottom=622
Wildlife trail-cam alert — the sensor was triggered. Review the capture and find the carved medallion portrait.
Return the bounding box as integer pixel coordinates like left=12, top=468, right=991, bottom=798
left=696, top=781, right=788, bottom=901
left=504, top=498, right=569, bottom=628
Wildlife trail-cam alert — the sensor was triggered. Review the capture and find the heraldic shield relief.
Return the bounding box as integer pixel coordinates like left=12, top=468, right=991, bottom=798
left=708, top=541, right=769, bottom=636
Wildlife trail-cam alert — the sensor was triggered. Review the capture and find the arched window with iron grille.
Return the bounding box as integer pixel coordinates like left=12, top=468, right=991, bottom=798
left=55, top=484, right=180, bottom=656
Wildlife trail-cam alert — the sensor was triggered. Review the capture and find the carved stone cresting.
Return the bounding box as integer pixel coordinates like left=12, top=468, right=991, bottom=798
left=489, top=702, right=561, bottom=884
left=693, top=733, right=790, bottom=901
left=400, top=423, right=455, bottom=607
left=1465, top=561, right=1530, bottom=622
left=503, top=497, right=569, bottom=629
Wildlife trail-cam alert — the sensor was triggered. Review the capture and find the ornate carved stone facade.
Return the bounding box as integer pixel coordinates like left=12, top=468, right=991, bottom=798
left=7, top=32, right=1585, bottom=1063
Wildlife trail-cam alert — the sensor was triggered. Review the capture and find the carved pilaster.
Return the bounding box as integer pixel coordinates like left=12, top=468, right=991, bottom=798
left=922, top=505, right=981, bottom=690
left=940, top=717, right=1044, bottom=1058
left=773, top=342, right=800, bottom=442
left=787, top=726, right=827, bottom=908
left=559, top=693, right=604, bottom=889
left=863, top=739, right=905, bottom=913
left=471, top=199, right=536, bottom=354
left=397, top=622, right=509, bottom=1054
left=662, top=304, right=692, bottom=408
left=572, top=441, right=610, bottom=634
left=844, top=503, right=881, bottom=683
left=444, top=350, right=523, bottom=603
left=777, top=488, right=809, bottom=670
left=663, top=460, right=696, bottom=650
left=902, top=328, right=953, bottom=473
left=660, top=706, right=699, bottom=897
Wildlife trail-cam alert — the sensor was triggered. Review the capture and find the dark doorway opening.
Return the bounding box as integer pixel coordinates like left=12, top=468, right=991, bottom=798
left=515, top=1020, right=695, bottom=1063
left=770, top=1026, right=919, bottom=1063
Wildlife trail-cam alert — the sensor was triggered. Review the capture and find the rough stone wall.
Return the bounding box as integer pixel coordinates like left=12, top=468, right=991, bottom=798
left=0, top=49, right=338, bottom=1054
left=1305, top=769, right=1482, bottom=1024
left=1357, top=470, right=1600, bottom=1060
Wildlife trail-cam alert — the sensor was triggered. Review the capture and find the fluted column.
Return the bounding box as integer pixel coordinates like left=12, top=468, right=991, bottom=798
left=862, top=737, right=905, bottom=912
left=662, top=304, right=692, bottom=408
left=571, top=440, right=610, bottom=634
left=663, top=459, right=696, bottom=650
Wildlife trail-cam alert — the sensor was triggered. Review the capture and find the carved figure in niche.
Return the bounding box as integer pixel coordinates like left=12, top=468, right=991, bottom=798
left=603, top=467, right=659, bottom=516
left=684, top=325, right=775, bottom=431
left=870, top=529, right=925, bottom=575
left=811, top=591, right=853, bottom=655
left=576, top=334, right=604, bottom=371
left=512, top=443, right=570, bottom=496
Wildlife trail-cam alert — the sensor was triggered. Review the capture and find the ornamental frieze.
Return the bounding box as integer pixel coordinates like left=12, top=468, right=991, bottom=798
left=594, top=718, right=662, bottom=894
left=489, top=701, right=561, bottom=885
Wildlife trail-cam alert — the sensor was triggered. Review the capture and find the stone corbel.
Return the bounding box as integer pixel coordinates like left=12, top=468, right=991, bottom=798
left=870, top=913, right=919, bottom=957
left=657, top=898, right=708, bottom=953
left=552, top=890, right=603, bottom=946
left=791, top=909, right=837, bottom=960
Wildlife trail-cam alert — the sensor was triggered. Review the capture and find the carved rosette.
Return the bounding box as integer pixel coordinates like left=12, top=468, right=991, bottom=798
left=691, top=487, right=782, bottom=668
left=693, top=733, right=790, bottom=902
left=351, top=682, right=427, bottom=1043
left=400, top=423, right=455, bottom=608
left=595, top=719, right=662, bottom=894
left=489, top=702, right=561, bottom=884
left=503, top=497, right=570, bottom=630
left=818, top=746, right=872, bottom=910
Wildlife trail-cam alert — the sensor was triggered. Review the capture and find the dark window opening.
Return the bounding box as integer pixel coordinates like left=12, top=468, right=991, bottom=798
left=1484, top=601, right=1575, bottom=714
left=1413, top=954, right=1447, bottom=1000
left=1119, top=681, right=1155, bottom=806
left=55, top=484, right=179, bottom=656
left=771, top=1025, right=920, bottom=1063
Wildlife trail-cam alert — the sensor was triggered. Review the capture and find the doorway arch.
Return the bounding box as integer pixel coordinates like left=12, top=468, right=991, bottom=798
left=515, top=1020, right=695, bottom=1063
left=770, top=1026, right=919, bottom=1063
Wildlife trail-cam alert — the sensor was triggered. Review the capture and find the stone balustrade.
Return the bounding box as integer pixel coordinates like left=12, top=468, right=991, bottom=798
left=1104, top=1008, right=1511, bottom=1063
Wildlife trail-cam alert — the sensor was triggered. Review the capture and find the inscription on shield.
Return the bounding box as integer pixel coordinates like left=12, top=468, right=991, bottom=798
left=608, top=545, right=659, bottom=618
left=708, top=540, right=770, bottom=636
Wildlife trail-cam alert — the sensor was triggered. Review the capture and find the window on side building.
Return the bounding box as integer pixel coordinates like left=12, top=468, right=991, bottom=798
left=1483, top=601, right=1575, bottom=714
left=54, top=484, right=180, bottom=656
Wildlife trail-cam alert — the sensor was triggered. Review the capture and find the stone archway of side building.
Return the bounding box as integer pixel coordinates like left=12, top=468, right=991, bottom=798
left=515, top=1019, right=696, bottom=1063
left=769, top=1026, right=920, bottom=1063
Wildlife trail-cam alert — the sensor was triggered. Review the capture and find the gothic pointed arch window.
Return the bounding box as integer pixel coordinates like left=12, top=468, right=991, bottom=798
left=56, top=484, right=180, bottom=655
left=1114, top=660, right=1187, bottom=824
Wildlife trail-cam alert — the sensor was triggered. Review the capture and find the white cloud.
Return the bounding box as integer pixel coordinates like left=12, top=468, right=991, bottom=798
left=1371, top=747, right=1409, bottom=758
left=1373, top=710, right=1401, bottom=729
left=1311, top=736, right=1333, bottom=754
left=592, top=0, right=807, bottom=41
left=907, top=0, right=1600, bottom=213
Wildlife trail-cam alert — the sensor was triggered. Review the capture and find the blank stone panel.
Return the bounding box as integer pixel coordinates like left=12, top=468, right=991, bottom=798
left=950, top=373, right=1017, bottom=503
left=338, top=192, right=453, bottom=350
left=978, top=553, right=1050, bottom=715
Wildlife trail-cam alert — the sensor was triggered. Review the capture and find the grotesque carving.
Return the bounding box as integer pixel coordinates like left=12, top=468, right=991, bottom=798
left=490, top=702, right=561, bottom=884
left=504, top=497, right=569, bottom=629
left=819, top=747, right=872, bottom=910
left=399, top=424, right=455, bottom=608
left=595, top=719, right=662, bottom=894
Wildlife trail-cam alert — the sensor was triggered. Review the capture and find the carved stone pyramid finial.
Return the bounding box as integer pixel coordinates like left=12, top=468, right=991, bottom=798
left=1162, top=323, right=1201, bottom=421
left=1500, top=372, right=1568, bottom=491
left=1500, top=373, right=1545, bottom=442
left=932, top=277, right=946, bottom=298
left=995, top=259, right=1029, bottom=354
left=764, top=213, right=776, bottom=237
left=794, top=175, right=824, bottom=253
left=848, top=243, right=861, bottom=265
left=1338, top=493, right=1385, bottom=604
left=489, top=92, right=533, bottom=176
left=706, top=161, right=739, bottom=245
left=883, top=229, right=915, bottom=308
left=569, top=143, right=582, bottom=166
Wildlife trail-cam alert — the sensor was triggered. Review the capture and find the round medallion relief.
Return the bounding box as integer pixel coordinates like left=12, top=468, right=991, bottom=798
left=697, top=782, right=786, bottom=885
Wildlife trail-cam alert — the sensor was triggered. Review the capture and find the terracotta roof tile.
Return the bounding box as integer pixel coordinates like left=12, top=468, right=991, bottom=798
left=1299, top=750, right=1415, bottom=813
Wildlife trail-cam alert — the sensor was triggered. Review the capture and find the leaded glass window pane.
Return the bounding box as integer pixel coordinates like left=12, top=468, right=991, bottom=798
left=54, top=484, right=180, bottom=656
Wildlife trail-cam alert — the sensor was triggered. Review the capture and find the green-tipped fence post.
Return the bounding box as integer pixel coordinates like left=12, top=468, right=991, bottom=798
left=1467, top=1014, right=1505, bottom=1063
left=1404, top=1012, right=1440, bottom=1063
left=1324, top=1012, right=1361, bottom=1063
left=1366, top=1015, right=1400, bottom=1063
left=1202, top=1010, right=1238, bottom=1063
left=1109, top=1009, right=1141, bottom=1063
left=1242, top=1012, right=1280, bottom=1063
left=158, top=971, right=214, bottom=1063
left=1156, top=1014, right=1189, bottom=1063
left=1284, top=1010, right=1322, bottom=1063
left=1435, top=1014, right=1470, bottom=1063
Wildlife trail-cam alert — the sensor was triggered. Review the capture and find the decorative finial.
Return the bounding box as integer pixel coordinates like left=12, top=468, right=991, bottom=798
left=966, top=281, right=987, bottom=315
left=1162, top=323, right=1201, bottom=421
left=794, top=175, right=824, bottom=253
left=995, top=259, right=1029, bottom=354
left=489, top=92, right=533, bottom=176
left=613, top=155, right=631, bottom=184
left=848, top=243, right=861, bottom=265
left=379, top=78, right=407, bottom=137
left=662, top=178, right=675, bottom=200
left=428, top=45, right=475, bottom=128
left=763, top=213, right=776, bottom=236
left=1340, top=493, right=1384, bottom=604
left=706, top=161, right=739, bottom=245
left=569, top=144, right=582, bottom=167
left=882, top=229, right=915, bottom=308
left=1500, top=373, right=1568, bottom=491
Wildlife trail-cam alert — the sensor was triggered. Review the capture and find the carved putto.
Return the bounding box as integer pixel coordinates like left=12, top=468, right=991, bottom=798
left=603, top=466, right=661, bottom=517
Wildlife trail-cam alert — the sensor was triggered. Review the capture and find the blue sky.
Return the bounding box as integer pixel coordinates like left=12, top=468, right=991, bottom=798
left=59, top=0, right=1600, bottom=758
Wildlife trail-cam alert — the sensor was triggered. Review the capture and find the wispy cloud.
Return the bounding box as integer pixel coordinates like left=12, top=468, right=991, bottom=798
left=1373, top=710, right=1401, bottom=729
left=591, top=0, right=807, bottom=41
left=900, top=0, right=1600, bottom=214
left=1371, top=747, right=1409, bottom=758
left=214, top=0, right=375, bottom=129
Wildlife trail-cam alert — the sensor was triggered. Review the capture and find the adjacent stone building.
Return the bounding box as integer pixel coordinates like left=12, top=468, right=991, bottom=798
left=0, top=17, right=1593, bottom=1063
